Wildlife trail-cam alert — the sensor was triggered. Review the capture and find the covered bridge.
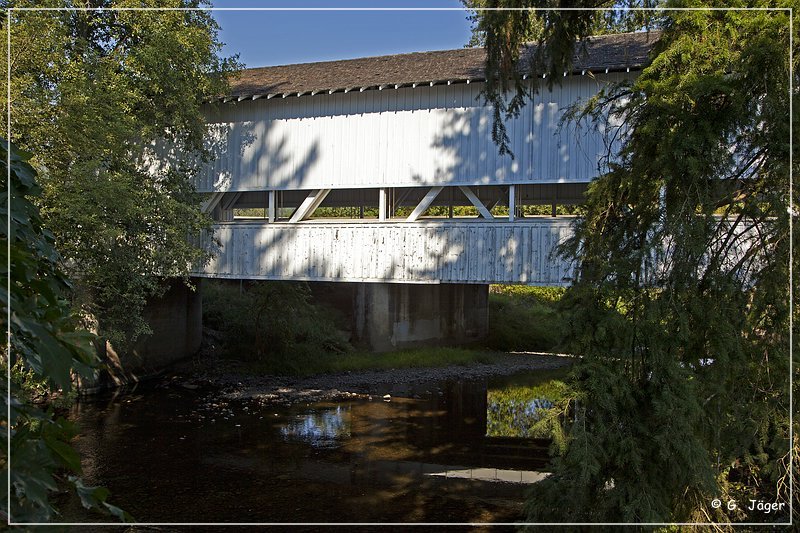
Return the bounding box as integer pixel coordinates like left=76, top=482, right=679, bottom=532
left=189, top=32, right=657, bottom=350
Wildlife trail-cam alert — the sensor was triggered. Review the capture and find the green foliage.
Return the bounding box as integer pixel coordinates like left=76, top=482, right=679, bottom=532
left=1, top=140, right=130, bottom=523
left=203, top=280, right=352, bottom=373
left=233, top=208, right=267, bottom=218
left=11, top=360, right=77, bottom=411
left=487, top=370, right=572, bottom=451
left=491, top=285, right=566, bottom=304
left=314, top=206, right=380, bottom=219
left=478, top=2, right=795, bottom=524
left=463, top=0, right=659, bottom=49
left=309, top=204, right=581, bottom=220
left=3, top=0, right=241, bottom=347
left=487, top=285, right=568, bottom=352
left=471, top=0, right=661, bottom=156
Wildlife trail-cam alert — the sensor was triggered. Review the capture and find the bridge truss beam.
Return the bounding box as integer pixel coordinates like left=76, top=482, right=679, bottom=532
left=406, top=187, right=444, bottom=222
left=289, top=188, right=332, bottom=222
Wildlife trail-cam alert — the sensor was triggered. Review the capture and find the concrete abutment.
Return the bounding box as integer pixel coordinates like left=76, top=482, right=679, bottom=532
left=351, top=282, right=489, bottom=352
left=83, top=278, right=204, bottom=391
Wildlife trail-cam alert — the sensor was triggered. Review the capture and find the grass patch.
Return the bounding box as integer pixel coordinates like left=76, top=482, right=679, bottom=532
left=487, top=285, right=568, bottom=352
left=240, top=346, right=501, bottom=377
left=490, top=285, right=566, bottom=303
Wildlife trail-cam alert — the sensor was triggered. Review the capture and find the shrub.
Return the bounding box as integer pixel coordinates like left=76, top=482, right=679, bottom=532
left=203, top=280, right=351, bottom=372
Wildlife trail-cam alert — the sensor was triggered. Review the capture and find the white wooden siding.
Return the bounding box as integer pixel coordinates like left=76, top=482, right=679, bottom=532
left=194, top=219, right=576, bottom=285
left=196, top=74, right=630, bottom=192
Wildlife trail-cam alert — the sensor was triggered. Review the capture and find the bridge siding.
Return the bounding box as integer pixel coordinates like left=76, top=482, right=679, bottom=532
left=196, top=73, right=629, bottom=193
left=196, top=220, right=575, bottom=285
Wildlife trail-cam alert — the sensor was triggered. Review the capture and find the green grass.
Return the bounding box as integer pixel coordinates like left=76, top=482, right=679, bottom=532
left=486, top=285, right=567, bottom=353
left=237, top=346, right=501, bottom=377
left=490, top=285, right=566, bottom=303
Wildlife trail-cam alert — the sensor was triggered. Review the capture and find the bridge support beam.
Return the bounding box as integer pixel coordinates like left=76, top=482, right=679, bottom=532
left=289, top=188, right=331, bottom=222
left=353, top=282, right=488, bottom=352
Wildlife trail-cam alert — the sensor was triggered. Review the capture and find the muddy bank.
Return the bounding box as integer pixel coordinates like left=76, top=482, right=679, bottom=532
left=177, top=352, right=574, bottom=406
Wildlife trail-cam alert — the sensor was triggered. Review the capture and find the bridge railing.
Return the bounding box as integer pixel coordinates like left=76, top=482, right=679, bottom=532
left=193, top=218, right=576, bottom=286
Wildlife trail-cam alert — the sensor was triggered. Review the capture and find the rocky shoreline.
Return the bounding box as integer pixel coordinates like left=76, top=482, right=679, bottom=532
left=178, top=351, right=575, bottom=406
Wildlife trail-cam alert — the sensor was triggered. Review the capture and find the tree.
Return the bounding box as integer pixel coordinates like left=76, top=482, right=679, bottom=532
left=469, top=0, right=660, bottom=156
left=473, top=0, right=796, bottom=523
left=2, top=0, right=240, bottom=347
left=1, top=139, right=130, bottom=522
left=463, top=0, right=657, bottom=48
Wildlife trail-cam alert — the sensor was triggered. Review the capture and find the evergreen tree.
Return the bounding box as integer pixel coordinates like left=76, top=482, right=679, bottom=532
left=474, top=1, right=796, bottom=523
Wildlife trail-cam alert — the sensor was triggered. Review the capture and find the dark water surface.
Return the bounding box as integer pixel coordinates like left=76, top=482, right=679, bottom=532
left=58, top=367, right=569, bottom=524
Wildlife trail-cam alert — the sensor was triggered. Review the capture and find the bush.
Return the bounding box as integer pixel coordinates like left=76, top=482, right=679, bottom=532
left=203, top=280, right=351, bottom=373
left=3, top=139, right=129, bottom=522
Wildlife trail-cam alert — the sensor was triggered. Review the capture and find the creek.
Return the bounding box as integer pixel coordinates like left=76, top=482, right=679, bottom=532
left=58, top=366, right=570, bottom=524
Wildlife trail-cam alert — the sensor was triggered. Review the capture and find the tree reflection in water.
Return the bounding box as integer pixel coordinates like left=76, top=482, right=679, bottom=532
left=486, top=372, right=570, bottom=439
left=280, top=405, right=352, bottom=448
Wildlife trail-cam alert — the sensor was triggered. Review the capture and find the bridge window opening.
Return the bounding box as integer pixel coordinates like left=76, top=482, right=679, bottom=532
left=214, top=183, right=588, bottom=222
left=314, top=206, right=379, bottom=219
left=404, top=204, right=482, bottom=218
left=390, top=185, right=503, bottom=221
left=513, top=183, right=589, bottom=218
left=515, top=204, right=583, bottom=217
left=490, top=204, right=510, bottom=217
left=308, top=188, right=381, bottom=220
left=233, top=208, right=267, bottom=218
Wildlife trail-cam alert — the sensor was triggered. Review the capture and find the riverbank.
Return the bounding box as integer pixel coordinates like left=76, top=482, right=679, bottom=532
left=177, top=350, right=575, bottom=406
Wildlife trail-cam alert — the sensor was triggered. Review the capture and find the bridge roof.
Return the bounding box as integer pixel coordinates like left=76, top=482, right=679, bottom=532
left=221, top=31, right=659, bottom=101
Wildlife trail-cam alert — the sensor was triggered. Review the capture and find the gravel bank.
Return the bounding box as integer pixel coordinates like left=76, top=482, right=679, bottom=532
left=182, top=352, right=575, bottom=406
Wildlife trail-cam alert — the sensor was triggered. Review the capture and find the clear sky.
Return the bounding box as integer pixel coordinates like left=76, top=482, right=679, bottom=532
left=212, top=1, right=475, bottom=69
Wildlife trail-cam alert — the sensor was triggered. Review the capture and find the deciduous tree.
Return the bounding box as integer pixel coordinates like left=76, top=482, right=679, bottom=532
left=1, top=139, right=130, bottom=522
left=2, top=0, right=240, bottom=346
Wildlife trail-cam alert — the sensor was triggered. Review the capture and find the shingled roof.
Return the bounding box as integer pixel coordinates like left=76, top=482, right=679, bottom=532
left=221, top=31, right=660, bottom=101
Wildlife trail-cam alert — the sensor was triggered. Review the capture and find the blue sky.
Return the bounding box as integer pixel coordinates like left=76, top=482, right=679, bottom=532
left=212, top=1, right=475, bottom=68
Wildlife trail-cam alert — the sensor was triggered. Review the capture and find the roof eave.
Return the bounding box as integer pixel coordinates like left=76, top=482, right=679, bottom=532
left=204, top=65, right=643, bottom=104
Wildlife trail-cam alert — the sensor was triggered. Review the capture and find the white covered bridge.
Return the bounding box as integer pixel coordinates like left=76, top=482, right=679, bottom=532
left=188, top=32, right=657, bottom=350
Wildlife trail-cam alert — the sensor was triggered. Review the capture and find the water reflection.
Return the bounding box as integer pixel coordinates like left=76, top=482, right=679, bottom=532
left=59, top=366, right=571, bottom=523
left=487, top=369, right=569, bottom=438
left=280, top=406, right=351, bottom=448
left=426, top=467, right=549, bottom=484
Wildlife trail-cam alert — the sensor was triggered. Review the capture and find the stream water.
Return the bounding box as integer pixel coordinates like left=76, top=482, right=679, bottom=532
left=57, top=367, right=569, bottom=524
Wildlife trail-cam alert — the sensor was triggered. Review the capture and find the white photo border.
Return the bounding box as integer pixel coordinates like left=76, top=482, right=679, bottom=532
left=4, top=4, right=793, bottom=528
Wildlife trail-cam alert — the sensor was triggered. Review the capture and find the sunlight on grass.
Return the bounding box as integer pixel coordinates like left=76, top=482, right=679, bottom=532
left=487, top=285, right=567, bottom=352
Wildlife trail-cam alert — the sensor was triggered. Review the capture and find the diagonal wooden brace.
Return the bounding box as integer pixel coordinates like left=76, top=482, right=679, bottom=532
left=289, top=189, right=331, bottom=222
left=406, top=186, right=443, bottom=222
left=458, top=186, right=494, bottom=219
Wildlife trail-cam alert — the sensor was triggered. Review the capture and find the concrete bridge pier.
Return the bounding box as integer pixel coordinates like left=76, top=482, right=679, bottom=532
left=353, top=283, right=489, bottom=352
left=132, top=278, right=203, bottom=366
left=82, top=278, right=203, bottom=392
